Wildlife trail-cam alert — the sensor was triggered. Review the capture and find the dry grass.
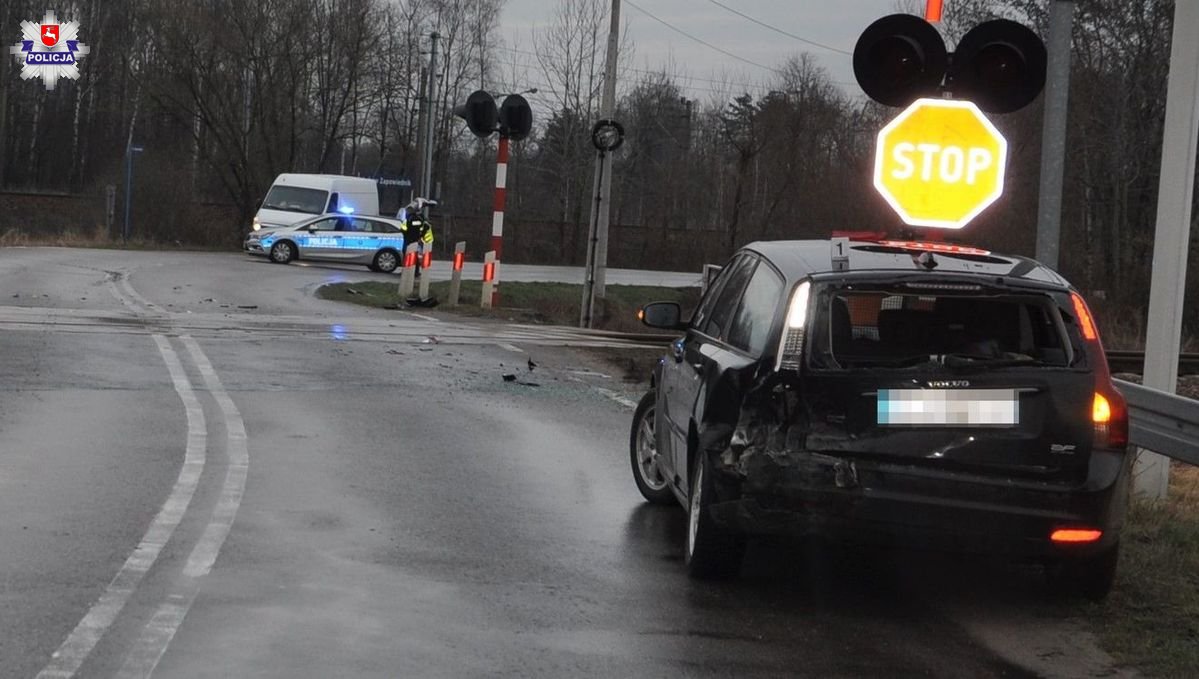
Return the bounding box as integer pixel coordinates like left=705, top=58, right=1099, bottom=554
left=1092, top=303, right=1199, bottom=352
left=0, top=227, right=231, bottom=251
left=1087, top=463, right=1199, bottom=677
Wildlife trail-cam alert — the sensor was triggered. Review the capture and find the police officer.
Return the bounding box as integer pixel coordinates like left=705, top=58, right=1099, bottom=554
left=401, top=212, right=435, bottom=278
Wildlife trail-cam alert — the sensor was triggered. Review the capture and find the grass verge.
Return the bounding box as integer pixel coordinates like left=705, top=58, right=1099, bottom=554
left=316, top=279, right=699, bottom=334
left=1088, top=463, right=1199, bottom=676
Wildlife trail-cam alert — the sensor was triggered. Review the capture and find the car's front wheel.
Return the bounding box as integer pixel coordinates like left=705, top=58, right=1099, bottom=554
left=630, top=391, right=674, bottom=505
left=1045, top=543, right=1119, bottom=600
left=686, top=452, right=745, bottom=579
left=373, top=249, right=399, bottom=274
left=269, top=241, right=295, bottom=264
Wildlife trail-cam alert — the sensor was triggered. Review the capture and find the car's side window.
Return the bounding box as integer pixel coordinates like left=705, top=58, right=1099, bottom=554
left=333, top=217, right=359, bottom=232
left=692, top=255, right=749, bottom=333
left=367, top=221, right=400, bottom=234
left=307, top=218, right=339, bottom=232
left=727, top=262, right=784, bottom=356
left=702, top=258, right=757, bottom=340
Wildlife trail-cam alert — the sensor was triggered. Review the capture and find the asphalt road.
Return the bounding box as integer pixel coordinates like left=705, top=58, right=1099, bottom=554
left=0, top=248, right=1119, bottom=678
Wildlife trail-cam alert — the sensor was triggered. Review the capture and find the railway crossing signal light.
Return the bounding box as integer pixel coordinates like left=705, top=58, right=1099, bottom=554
left=950, top=20, right=1048, bottom=114
left=854, top=14, right=948, bottom=108
left=454, top=90, right=499, bottom=138
left=500, top=94, right=533, bottom=141
left=454, top=91, right=534, bottom=140
left=853, top=14, right=1047, bottom=113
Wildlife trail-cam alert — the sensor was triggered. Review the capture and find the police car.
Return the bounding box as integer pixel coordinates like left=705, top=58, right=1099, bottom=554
left=245, top=213, right=407, bottom=273
left=631, top=238, right=1130, bottom=599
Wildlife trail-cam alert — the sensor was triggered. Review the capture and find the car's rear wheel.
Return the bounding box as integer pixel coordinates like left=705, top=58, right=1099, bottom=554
left=630, top=391, right=673, bottom=505
left=685, top=452, right=744, bottom=579
left=1044, top=543, right=1119, bottom=601
left=269, top=241, right=295, bottom=264
left=373, top=249, right=399, bottom=274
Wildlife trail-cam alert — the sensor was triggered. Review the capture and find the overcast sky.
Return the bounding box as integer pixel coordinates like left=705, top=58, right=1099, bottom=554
left=497, top=0, right=908, bottom=102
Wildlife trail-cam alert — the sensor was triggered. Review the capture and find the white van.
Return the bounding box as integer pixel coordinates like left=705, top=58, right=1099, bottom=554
left=252, top=174, right=380, bottom=231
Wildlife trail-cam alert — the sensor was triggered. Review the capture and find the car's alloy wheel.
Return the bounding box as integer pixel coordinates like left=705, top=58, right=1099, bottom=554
left=270, top=241, right=294, bottom=264
left=685, top=452, right=744, bottom=579
left=630, top=391, right=673, bottom=505
left=374, top=250, right=399, bottom=274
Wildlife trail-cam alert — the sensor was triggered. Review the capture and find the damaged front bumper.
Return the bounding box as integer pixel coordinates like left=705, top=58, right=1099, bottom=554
left=705, top=446, right=1129, bottom=559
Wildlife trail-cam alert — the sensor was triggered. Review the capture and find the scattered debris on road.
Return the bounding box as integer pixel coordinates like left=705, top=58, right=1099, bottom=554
left=502, top=373, right=517, bottom=382
left=237, top=305, right=258, bottom=310
left=527, top=359, right=537, bottom=371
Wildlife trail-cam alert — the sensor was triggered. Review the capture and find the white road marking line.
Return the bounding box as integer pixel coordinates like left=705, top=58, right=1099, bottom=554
left=408, top=312, right=439, bottom=322
left=498, top=342, right=524, bottom=353
left=36, top=335, right=207, bottom=679
left=595, top=387, right=639, bottom=410
left=117, top=336, right=250, bottom=679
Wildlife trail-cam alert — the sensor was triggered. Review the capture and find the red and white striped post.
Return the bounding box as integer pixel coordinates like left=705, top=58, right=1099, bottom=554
left=925, top=0, right=943, bottom=22
left=490, top=136, right=509, bottom=307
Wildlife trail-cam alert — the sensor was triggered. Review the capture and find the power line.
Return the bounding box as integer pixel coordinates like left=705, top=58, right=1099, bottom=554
left=623, top=0, right=783, bottom=76
left=703, top=0, right=852, bottom=56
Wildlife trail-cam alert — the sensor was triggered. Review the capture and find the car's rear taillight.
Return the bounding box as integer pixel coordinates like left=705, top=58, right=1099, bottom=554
left=1093, top=390, right=1128, bottom=448
left=1050, top=528, right=1103, bottom=543
left=1071, top=292, right=1129, bottom=449
left=775, top=281, right=811, bottom=371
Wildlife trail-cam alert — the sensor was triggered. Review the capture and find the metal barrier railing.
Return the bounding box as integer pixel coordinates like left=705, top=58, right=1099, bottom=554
left=1116, top=379, right=1199, bottom=466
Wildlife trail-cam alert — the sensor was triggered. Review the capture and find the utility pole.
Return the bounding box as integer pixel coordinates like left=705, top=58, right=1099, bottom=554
left=415, top=64, right=428, bottom=206
left=422, top=31, right=439, bottom=214
left=581, top=0, right=621, bottom=327
left=1137, top=0, right=1199, bottom=499
left=1035, top=0, right=1074, bottom=270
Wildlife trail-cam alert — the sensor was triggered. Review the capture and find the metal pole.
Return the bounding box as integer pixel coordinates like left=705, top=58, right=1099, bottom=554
left=580, top=151, right=605, bottom=328
left=415, top=65, right=428, bottom=200
left=422, top=32, right=439, bottom=208
left=491, top=136, right=509, bottom=307
left=1137, top=0, right=1199, bottom=500
left=587, top=0, right=621, bottom=310
left=1035, top=0, right=1073, bottom=270
left=123, top=145, right=132, bottom=243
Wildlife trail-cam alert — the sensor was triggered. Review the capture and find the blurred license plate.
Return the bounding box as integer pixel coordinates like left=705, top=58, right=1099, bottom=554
left=877, top=389, right=1019, bottom=427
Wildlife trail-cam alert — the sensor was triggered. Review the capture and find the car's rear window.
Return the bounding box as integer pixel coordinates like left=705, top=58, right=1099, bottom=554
left=809, top=287, right=1073, bottom=370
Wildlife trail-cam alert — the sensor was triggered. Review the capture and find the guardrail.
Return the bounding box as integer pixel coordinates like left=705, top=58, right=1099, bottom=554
left=1115, top=379, right=1199, bottom=466
left=1106, top=351, right=1199, bottom=375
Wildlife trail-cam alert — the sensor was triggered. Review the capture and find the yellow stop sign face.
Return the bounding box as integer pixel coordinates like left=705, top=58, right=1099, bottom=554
left=874, top=98, right=1008, bottom=230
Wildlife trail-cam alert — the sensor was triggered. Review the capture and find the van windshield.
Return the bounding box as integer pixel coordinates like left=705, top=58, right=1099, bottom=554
left=262, top=186, right=329, bottom=215
left=809, top=286, right=1074, bottom=371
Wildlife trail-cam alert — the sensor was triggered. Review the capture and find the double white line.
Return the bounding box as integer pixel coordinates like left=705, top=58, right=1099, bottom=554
left=39, top=276, right=249, bottom=678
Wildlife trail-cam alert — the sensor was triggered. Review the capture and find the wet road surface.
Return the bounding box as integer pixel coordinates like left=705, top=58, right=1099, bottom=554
left=0, top=248, right=1109, bottom=677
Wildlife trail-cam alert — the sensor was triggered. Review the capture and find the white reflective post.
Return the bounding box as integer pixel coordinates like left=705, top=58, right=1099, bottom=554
left=399, top=243, right=418, bottom=300
left=481, top=250, right=496, bottom=309
left=449, top=241, right=466, bottom=307
left=1138, top=0, right=1199, bottom=499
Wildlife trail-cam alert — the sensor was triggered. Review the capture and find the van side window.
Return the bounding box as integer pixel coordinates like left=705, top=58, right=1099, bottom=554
left=326, top=192, right=340, bottom=213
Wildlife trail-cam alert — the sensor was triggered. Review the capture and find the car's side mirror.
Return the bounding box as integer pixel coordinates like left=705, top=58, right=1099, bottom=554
left=638, top=302, right=685, bottom=330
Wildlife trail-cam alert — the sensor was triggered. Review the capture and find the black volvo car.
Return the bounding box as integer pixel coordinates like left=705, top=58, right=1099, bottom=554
left=630, top=239, right=1129, bottom=598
